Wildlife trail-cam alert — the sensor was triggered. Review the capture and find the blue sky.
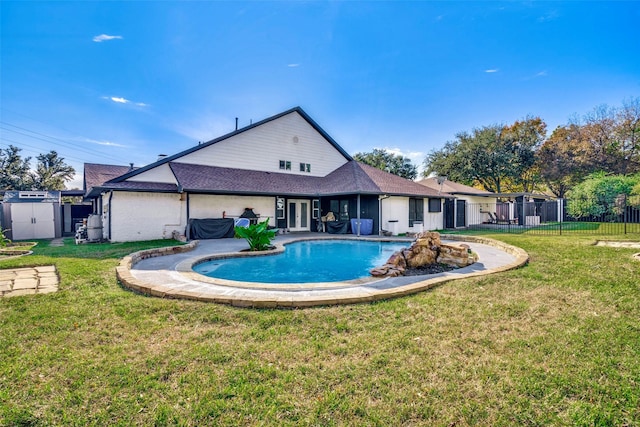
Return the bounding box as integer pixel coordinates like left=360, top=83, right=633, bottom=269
left=1, top=1, right=639, bottom=189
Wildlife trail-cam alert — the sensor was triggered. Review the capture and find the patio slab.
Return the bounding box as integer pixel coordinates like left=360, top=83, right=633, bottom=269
left=0, top=266, right=59, bottom=298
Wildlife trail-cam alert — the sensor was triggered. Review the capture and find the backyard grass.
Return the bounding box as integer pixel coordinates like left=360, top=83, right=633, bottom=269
left=1, top=233, right=639, bottom=426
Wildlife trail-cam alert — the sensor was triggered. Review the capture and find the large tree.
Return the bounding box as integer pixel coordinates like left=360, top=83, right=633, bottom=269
left=0, top=145, right=32, bottom=190
left=423, top=117, right=546, bottom=193
left=30, top=151, right=75, bottom=190
left=614, top=97, right=640, bottom=174
left=354, top=148, right=418, bottom=180
left=537, top=124, right=593, bottom=198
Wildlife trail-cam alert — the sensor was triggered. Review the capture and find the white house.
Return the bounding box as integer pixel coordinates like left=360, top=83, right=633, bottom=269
left=84, top=107, right=451, bottom=242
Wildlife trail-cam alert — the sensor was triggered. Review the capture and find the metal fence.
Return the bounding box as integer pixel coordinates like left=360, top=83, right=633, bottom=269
left=463, top=196, right=640, bottom=235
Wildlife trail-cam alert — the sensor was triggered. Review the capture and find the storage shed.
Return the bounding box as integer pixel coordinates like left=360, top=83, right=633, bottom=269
left=1, top=191, right=62, bottom=241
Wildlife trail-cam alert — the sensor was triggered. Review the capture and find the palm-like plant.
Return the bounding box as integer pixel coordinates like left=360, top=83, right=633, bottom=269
left=234, top=219, right=276, bottom=251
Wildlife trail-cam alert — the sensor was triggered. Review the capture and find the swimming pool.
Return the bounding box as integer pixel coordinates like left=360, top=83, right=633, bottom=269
left=193, top=240, right=409, bottom=283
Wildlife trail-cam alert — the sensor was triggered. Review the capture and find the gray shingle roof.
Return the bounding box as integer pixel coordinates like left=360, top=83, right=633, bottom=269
left=85, top=161, right=449, bottom=198
left=166, top=161, right=448, bottom=198
left=83, top=163, right=137, bottom=194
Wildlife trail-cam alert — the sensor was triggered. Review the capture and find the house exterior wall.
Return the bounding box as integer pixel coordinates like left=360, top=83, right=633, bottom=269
left=177, top=112, right=349, bottom=177
left=422, top=200, right=444, bottom=231
left=127, top=163, right=177, bottom=184
left=106, top=191, right=186, bottom=242
left=381, top=197, right=443, bottom=235
left=189, top=194, right=276, bottom=227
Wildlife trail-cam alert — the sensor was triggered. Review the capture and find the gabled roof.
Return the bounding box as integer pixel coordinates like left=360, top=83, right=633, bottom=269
left=84, top=163, right=137, bottom=194
left=110, top=106, right=353, bottom=183
left=417, top=177, right=491, bottom=196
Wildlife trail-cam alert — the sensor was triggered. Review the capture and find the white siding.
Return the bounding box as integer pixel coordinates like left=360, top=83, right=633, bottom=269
left=382, top=197, right=443, bottom=235
left=189, top=195, right=276, bottom=227
left=127, top=163, right=176, bottom=184
left=422, top=202, right=444, bottom=231
left=108, top=191, right=186, bottom=242
left=177, top=111, right=348, bottom=177
left=381, top=197, right=408, bottom=235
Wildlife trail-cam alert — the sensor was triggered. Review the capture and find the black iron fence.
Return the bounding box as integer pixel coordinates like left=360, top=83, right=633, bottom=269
left=462, top=196, right=640, bottom=235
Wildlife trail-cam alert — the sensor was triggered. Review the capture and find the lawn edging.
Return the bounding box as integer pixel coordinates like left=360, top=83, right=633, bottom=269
left=115, top=235, right=529, bottom=307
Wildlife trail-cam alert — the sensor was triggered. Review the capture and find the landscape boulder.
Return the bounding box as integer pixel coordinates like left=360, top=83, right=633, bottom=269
left=370, top=231, right=477, bottom=277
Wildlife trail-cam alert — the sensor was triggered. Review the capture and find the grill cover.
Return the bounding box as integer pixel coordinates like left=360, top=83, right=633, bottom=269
left=186, top=218, right=235, bottom=239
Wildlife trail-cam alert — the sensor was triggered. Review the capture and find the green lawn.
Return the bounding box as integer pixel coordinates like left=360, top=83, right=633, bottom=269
left=1, top=234, right=639, bottom=426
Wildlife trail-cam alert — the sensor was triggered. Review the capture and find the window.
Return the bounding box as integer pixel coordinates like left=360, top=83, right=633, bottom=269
left=408, top=198, right=424, bottom=227
left=312, top=199, right=319, bottom=219
left=299, top=162, right=311, bottom=172
left=279, top=160, right=291, bottom=170
left=428, top=198, right=442, bottom=213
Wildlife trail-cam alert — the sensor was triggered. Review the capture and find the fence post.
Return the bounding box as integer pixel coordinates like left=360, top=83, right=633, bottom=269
left=624, top=194, right=628, bottom=235
left=559, top=199, right=563, bottom=236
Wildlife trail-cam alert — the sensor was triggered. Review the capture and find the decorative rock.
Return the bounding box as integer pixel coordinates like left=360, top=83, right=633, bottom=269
left=370, top=231, right=476, bottom=278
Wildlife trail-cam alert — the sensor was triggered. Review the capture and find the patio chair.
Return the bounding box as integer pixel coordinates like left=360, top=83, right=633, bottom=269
left=487, top=212, right=497, bottom=224
left=234, top=218, right=250, bottom=228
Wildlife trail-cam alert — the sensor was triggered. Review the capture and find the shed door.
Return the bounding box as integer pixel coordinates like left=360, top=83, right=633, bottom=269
left=11, top=203, right=55, bottom=240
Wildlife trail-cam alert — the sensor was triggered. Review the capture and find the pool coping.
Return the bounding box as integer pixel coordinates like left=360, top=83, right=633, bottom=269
left=115, top=234, right=529, bottom=308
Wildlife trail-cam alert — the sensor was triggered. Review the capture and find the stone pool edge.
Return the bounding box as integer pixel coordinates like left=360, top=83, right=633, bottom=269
left=115, top=235, right=529, bottom=308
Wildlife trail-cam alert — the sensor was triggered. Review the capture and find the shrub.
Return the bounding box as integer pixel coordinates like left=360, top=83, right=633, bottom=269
left=234, top=218, right=276, bottom=251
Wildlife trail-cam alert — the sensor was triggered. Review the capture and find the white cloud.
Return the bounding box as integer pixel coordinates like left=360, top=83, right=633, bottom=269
left=535, top=70, right=548, bottom=77
left=93, top=34, right=123, bottom=42
left=287, top=63, right=300, bottom=68
left=485, top=69, right=499, bottom=73
left=85, top=138, right=127, bottom=148
left=102, top=96, right=149, bottom=107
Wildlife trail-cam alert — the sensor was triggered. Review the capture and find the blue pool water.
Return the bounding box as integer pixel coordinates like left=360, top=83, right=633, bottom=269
left=193, top=240, right=409, bottom=283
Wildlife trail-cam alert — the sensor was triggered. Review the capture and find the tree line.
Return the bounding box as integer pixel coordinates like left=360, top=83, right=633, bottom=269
left=357, top=97, right=640, bottom=204
left=0, top=145, right=75, bottom=191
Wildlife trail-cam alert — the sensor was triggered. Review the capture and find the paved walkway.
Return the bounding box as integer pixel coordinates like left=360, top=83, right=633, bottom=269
left=121, top=234, right=528, bottom=308
left=0, top=266, right=59, bottom=297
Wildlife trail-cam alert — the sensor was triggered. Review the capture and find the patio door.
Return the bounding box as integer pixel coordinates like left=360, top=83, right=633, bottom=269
left=288, top=200, right=310, bottom=231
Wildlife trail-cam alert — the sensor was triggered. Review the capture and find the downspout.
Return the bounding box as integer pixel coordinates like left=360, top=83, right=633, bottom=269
left=107, top=191, right=113, bottom=241
left=186, top=192, right=190, bottom=224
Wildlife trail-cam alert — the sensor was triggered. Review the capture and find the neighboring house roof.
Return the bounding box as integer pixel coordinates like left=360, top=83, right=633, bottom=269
left=109, top=106, right=353, bottom=184
left=418, top=177, right=491, bottom=196
left=418, top=177, right=555, bottom=200
left=84, top=163, right=137, bottom=194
